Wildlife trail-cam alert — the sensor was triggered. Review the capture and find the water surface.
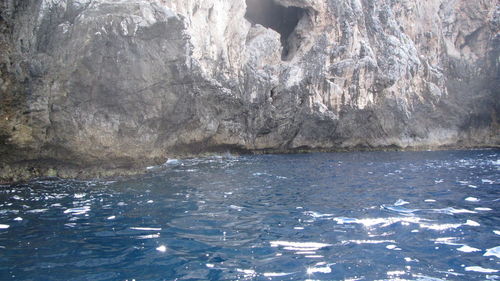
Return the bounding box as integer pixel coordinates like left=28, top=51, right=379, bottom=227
left=0, top=150, right=499, bottom=280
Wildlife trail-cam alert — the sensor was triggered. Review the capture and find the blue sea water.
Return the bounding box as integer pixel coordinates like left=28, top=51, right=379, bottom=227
left=0, top=149, right=499, bottom=280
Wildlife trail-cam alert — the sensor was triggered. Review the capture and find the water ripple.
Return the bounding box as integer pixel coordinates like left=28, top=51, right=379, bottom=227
left=0, top=150, right=498, bottom=280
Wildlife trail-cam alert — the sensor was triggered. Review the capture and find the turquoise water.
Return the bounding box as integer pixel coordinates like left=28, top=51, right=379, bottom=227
left=0, top=150, right=499, bottom=280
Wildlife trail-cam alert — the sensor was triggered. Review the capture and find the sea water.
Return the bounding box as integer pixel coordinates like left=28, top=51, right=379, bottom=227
left=0, top=149, right=499, bottom=280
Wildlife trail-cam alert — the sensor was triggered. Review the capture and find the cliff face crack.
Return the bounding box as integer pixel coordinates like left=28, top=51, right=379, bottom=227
left=245, top=0, right=305, bottom=60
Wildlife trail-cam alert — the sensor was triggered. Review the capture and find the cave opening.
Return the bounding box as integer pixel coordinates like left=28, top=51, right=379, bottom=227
left=245, top=0, right=306, bottom=61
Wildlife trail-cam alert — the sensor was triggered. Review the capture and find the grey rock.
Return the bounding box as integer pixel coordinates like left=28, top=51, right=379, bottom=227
left=0, top=0, right=498, bottom=183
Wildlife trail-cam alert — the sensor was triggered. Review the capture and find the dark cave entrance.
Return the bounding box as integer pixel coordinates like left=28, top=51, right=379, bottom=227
left=245, top=0, right=306, bottom=61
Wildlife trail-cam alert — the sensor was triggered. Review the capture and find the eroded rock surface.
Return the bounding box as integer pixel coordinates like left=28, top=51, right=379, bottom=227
left=0, top=0, right=498, bottom=182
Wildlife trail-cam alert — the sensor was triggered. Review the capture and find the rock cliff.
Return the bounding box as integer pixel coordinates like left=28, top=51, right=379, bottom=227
left=0, top=0, right=498, bottom=182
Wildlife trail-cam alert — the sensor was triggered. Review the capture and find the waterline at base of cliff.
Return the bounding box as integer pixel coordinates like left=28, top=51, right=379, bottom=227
left=1, top=145, right=499, bottom=184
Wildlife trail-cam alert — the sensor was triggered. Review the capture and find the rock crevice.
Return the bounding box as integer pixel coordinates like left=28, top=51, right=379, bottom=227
left=244, top=0, right=307, bottom=60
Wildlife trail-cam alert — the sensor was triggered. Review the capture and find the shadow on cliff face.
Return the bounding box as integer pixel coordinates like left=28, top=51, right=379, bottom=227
left=245, top=0, right=306, bottom=60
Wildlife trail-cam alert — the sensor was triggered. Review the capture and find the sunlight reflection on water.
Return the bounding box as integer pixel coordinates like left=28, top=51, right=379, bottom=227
left=0, top=150, right=498, bottom=280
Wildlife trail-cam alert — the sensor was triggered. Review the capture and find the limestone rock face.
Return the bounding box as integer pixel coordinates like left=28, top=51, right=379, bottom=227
left=0, top=0, right=498, bottom=181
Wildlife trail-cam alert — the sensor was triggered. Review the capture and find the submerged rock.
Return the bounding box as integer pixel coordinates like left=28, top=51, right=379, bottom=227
left=0, top=0, right=498, bottom=182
